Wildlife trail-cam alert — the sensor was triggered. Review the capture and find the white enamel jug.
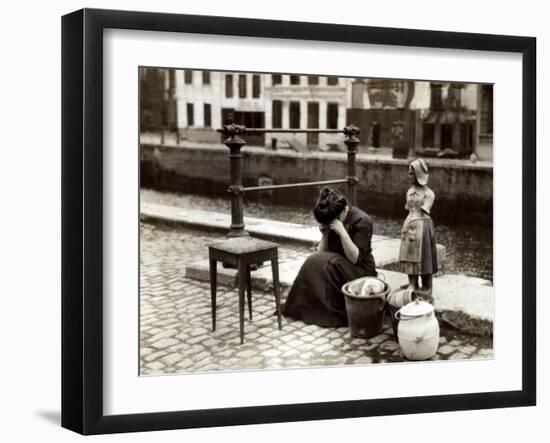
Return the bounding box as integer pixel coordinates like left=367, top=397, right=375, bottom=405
left=395, top=298, right=439, bottom=360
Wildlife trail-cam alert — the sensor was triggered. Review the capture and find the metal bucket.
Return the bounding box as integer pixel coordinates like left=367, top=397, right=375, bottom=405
left=342, top=277, right=390, bottom=338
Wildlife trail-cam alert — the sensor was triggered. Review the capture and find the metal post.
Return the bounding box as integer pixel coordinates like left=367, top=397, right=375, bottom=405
left=343, top=125, right=360, bottom=206
left=223, top=124, right=249, bottom=237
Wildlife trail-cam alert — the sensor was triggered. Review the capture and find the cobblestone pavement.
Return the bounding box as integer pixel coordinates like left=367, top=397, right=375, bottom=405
left=140, top=222, right=493, bottom=375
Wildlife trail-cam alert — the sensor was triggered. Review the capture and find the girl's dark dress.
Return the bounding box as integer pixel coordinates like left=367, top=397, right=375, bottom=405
left=282, top=206, right=377, bottom=327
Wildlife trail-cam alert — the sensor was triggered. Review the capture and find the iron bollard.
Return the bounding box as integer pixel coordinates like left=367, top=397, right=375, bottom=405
left=222, top=124, right=249, bottom=237
left=343, top=125, right=360, bottom=206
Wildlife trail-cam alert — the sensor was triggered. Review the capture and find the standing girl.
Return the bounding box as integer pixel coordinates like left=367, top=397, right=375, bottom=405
left=399, top=159, right=438, bottom=298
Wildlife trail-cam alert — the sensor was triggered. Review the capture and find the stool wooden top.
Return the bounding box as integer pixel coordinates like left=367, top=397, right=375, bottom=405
left=208, top=237, right=278, bottom=255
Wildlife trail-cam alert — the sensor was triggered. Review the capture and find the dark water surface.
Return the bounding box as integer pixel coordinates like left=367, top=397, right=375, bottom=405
left=142, top=189, right=493, bottom=281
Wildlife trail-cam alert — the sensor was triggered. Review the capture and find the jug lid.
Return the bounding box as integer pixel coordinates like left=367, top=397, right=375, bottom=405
left=399, top=298, right=434, bottom=318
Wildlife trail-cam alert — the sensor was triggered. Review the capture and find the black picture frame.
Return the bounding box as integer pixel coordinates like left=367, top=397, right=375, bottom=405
left=61, top=8, right=536, bottom=435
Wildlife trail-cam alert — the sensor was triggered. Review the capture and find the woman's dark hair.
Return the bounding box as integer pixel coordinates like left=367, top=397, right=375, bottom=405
left=313, top=187, right=348, bottom=224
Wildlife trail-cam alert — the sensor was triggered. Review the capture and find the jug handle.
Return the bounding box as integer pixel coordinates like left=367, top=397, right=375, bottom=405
left=395, top=308, right=417, bottom=321
left=395, top=305, right=433, bottom=321
left=395, top=308, right=402, bottom=321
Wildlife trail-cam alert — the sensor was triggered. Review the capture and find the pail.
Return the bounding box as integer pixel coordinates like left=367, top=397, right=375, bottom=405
left=342, top=277, right=390, bottom=338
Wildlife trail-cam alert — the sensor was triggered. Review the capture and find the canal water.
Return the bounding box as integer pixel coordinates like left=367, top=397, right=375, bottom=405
left=142, top=189, right=493, bottom=282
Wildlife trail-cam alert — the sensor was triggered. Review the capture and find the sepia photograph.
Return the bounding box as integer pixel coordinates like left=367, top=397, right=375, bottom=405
left=138, top=67, right=494, bottom=375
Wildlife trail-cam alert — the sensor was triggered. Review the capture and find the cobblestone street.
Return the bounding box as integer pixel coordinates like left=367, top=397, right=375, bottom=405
left=140, top=222, right=493, bottom=375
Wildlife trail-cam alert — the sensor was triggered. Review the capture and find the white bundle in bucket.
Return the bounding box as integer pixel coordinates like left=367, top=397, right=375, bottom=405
left=348, top=277, right=386, bottom=298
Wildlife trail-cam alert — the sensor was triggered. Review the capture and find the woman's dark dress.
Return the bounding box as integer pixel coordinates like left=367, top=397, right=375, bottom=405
left=282, top=206, right=377, bottom=327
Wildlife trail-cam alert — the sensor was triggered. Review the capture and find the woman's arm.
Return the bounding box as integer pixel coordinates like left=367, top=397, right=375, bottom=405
left=339, top=231, right=360, bottom=264
left=317, top=233, right=329, bottom=252
left=317, top=224, right=329, bottom=252
left=329, top=219, right=359, bottom=264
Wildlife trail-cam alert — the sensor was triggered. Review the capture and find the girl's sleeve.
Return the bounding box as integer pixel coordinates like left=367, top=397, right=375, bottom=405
left=421, top=189, right=435, bottom=214
left=351, top=217, right=373, bottom=266
left=404, top=188, right=410, bottom=210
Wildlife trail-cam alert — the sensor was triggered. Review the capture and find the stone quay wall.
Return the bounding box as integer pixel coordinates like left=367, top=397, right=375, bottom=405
left=140, top=143, right=493, bottom=223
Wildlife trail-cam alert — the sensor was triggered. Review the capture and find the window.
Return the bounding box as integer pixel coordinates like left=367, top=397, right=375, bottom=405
left=422, top=123, right=435, bottom=148
left=225, top=75, right=233, bottom=98
left=252, top=75, right=261, bottom=98
left=239, top=74, right=247, bottom=98
left=327, top=76, right=338, bottom=86
left=480, top=84, right=493, bottom=135
left=221, top=108, right=234, bottom=125
left=184, top=70, right=193, bottom=84
left=272, top=74, right=282, bottom=85
left=441, top=124, right=453, bottom=149
left=308, top=76, right=319, bottom=85
left=449, top=83, right=462, bottom=108
left=290, top=75, right=300, bottom=85
left=202, top=71, right=210, bottom=85
left=272, top=100, right=282, bottom=128
left=168, top=70, right=176, bottom=94
left=289, top=101, right=300, bottom=129
left=460, top=123, right=474, bottom=151
left=307, top=102, right=319, bottom=128
left=327, top=103, right=338, bottom=129
left=371, top=122, right=381, bottom=148
left=204, top=104, right=211, bottom=127
left=307, top=102, right=319, bottom=146
left=430, top=83, right=443, bottom=110
left=186, top=103, right=194, bottom=126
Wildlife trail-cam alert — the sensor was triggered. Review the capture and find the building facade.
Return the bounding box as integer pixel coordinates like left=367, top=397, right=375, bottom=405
left=139, top=68, right=178, bottom=133
left=173, top=70, right=353, bottom=151
left=140, top=68, right=493, bottom=160
left=348, top=79, right=493, bottom=160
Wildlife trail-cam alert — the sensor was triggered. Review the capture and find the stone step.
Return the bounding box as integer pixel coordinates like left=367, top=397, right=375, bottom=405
left=185, top=260, right=493, bottom=336
left=141, top=202, right=446, bottom=268
left=184, top=258, right=305, bottom=291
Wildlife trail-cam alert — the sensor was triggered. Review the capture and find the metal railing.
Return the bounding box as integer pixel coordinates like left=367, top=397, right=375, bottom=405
left=218, top=124, right=361, bottom=237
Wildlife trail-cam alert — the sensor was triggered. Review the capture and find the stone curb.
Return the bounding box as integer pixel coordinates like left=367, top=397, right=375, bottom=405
left=141, top=202, right=446, bottom=268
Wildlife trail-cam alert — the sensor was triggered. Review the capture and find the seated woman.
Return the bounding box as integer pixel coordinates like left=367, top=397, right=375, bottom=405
left=282, top=187, right=377, bottom=327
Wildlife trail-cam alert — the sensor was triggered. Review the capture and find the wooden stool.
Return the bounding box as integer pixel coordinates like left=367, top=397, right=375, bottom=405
left=208, top=237, right=282, bottom=344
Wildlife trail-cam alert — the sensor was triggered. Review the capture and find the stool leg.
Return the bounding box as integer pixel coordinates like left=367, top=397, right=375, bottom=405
left=246, top=265, right=252, bottom=320
left=271, top=251, right=282, bottom=330
left=209, top=257, right=217, bottom=331
left=238, top=261, right=246, bottom=344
